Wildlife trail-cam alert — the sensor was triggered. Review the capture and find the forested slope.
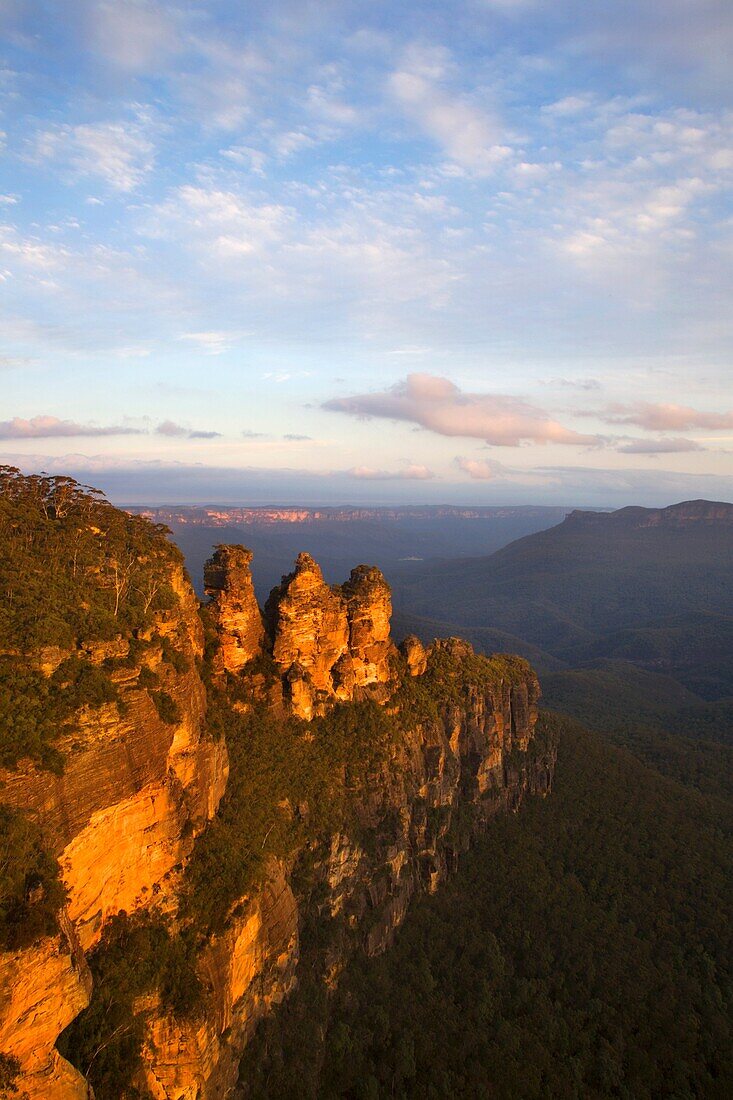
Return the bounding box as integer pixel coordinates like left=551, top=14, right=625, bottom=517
left=242, top=713, right=733, bottom=1099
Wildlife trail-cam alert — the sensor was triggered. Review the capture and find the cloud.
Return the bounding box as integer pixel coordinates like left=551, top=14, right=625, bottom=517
left=5, top=453, right=732, bottom=509
left=32, top=117, right=156, bottom=192
left=616, top=437, right=707, bottom=454
left=179, top=330, right=247, bottom=355
left=347, top=464, right=435, bottom=480
left=455, top=457, right=503, bottom=480
left=388, top=45, right=509, bottom=174
left=601, top=402, right=733, bottom=431
left=0, top=415, right=142, bottom=439
left=89, top=0, right=181, bottom=72
left=0, top=355, right=35, bottom=369
left=283, top=433, right=312, bottom=441
left=324, top=374, right=603, bottom=447
left=155, top=420, right=221, bottom=440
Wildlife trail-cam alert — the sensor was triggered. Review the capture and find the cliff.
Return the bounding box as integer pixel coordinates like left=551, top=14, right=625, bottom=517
left=0, top=475, right=555, bottom=1100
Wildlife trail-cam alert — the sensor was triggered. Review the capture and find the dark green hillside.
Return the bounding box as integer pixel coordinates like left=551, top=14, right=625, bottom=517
left=542, top=663, right=733, bottom=802
left=392, top=610, right=564, bottom=674
left=242, top=714, right=733, bottom=1099
left=393, top=500, right=733, bottom=694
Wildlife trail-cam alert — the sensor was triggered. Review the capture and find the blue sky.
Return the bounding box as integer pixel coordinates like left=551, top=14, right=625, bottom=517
left=1, top=0, right=732, bottom=504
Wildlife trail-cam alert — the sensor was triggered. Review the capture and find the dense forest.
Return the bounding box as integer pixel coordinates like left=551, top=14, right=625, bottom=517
left=240, top=713, right=733, bottom=1099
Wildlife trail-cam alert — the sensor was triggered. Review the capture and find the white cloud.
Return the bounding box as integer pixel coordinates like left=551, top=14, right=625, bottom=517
left=32, top=117, right=156, bottom=192
left=388, top=45, right=510, bottom=174
left=179, top=330, right=248, bottom=355
left=616, top=437, right=706, bottom=454
left=455, top=456, right=502, bottom=480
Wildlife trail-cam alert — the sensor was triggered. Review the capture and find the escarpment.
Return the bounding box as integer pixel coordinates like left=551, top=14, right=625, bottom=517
left=0, top=474, right=556, bottom=1100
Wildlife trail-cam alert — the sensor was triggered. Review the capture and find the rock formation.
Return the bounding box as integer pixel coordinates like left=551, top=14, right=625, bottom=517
left=204, top=545, right=265, bottom=673
left=0, top=523, right=555, bottom=1100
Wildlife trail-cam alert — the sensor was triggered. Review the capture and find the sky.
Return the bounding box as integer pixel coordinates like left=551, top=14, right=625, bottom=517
left=1, top=0, right=732, bottom=506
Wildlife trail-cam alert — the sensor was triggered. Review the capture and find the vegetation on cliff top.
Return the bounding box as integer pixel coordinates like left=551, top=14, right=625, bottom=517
left=0, top=468, right=185, bottom=769
left=0, top=467, right=181, bottom=651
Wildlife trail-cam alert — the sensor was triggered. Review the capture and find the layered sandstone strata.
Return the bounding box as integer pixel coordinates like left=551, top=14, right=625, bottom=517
left=0, top=562, right=227, bottom=1098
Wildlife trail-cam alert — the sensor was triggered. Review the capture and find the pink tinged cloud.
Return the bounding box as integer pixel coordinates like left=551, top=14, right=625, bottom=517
left=603, top=403, right=733, bottom=431
left=347, top=464, right=435, bottom=481
left=454, top=457, right=503, bottom=480
left=0, top=416, right=142, bottom=440
left=324, top=374, right=602, bottom=447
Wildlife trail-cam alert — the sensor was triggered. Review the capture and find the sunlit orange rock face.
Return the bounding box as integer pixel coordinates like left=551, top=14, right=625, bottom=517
left=262, top=553, right=398, bottom=718
left=204, top=545, right=266, bottom=673
left=0, top=562, right=228, bottom=1100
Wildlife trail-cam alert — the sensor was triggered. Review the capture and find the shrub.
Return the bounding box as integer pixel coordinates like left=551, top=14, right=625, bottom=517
left=0, top=804, right=66, bottom=951
left=152, top=691, right=181, bottom=726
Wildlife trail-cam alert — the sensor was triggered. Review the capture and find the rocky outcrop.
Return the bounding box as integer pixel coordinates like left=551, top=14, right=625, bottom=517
left=401, top=633, right=428, bottom=677
left=140, top=865, right=298, bottom=1100
left=136, top=631, right=553, bottom=1099
left=204, top=546, right=265, bottom=674
left=0, top=913, right=91, bottom=1100
left=255, top=552, right=398, bottom=718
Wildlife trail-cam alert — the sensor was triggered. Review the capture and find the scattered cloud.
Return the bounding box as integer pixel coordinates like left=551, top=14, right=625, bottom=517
left=283, top=433, right=312, bottom=441
left=600, top=402, right=733, bottom=431
left=0, top=415, right=142, bottom=439
left=179, top=330, right=247, bottom=355
left=155, top=420, right=221, bottom=440
left=325, top=374, right=603, bottom=447
left=455, top=456, right=503, bottom=480
left=388, top=45, right=510, bottom=174
left=31, top=115, right=156, bottom=192
left=347, top=463, right=435, bottom=480
left=616, top=436, right=706, bottom=454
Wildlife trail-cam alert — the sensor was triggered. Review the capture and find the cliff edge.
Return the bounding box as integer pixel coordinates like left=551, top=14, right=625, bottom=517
left=0, top=473, right=555, bottom=1100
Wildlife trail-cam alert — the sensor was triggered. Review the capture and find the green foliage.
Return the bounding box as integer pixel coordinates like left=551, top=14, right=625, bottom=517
left=151, top=691, right=182, bottom=725
left=0, top=467, right=185, bottom=769
left=0, top=655, right=119, bottom=771
left=542, top=660, right=733, bottom=802
left=136, top=665, right=159, bottom=690
left=57, top=910, right=202, bottom=1100
left=0, top=1052, right=22, bottom=1096
left=0, top=804, right=66, bottom=951
left=160, top=636, right=190, bottom=674
left=183, top=697, right=400, bottom=934
left=242, top=713, right=733, bottom=1099
left=0, top=466, right=182, bottom=652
